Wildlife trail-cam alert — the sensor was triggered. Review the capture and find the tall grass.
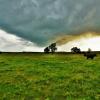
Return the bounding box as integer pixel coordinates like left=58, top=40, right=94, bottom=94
left=0, top=53, right=99, bottom=100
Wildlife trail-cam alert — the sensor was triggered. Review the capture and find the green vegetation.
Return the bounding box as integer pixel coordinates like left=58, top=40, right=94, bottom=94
left=0, top=53, right=99, bottom=100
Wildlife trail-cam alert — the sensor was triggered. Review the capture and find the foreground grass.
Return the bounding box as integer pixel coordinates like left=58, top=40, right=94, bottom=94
left=0, top=53, right=100, bottom=100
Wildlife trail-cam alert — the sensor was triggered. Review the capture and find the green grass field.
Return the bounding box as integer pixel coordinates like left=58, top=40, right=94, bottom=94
left=0, top=53, right=99, bottom=100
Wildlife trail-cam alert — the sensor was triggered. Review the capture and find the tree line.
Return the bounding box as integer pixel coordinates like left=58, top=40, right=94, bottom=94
left=44, top=43, right=82, bottom=53
left=44, top=43, right=96, bottom=59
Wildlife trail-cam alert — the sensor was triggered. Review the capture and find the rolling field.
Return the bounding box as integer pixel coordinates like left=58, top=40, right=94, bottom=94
left=0, top=53, right=99, bottom=100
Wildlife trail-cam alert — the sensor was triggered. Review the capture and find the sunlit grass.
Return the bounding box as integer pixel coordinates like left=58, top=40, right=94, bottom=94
left=0, top=53, right=99, bottom=100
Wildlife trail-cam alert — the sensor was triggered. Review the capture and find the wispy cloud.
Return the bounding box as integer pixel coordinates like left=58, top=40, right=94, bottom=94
left=0, top=29, right=43, bottom=52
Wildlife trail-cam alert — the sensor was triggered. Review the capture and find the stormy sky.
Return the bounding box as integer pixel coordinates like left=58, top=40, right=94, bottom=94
left=0, top=0, right=100, bottom=51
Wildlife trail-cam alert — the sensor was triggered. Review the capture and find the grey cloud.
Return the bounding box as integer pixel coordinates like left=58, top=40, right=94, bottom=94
left=0, top=0, right=100, bottom=46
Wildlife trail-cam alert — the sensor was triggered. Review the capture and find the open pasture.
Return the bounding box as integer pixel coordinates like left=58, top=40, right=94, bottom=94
left=0, top=53, right=99, bottom=100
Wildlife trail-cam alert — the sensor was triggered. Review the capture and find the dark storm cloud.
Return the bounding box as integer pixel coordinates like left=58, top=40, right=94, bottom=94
left=0, top=0, right=100, bottom=46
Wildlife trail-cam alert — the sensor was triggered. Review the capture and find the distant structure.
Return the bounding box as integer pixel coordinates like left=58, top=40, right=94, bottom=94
left=44, top=43, right=57, bottom=53
left=84, top=48, right=96, bottom=59
left=71, top=47, right=81, bottom=53
left=84, top=52, right=96, bottom=59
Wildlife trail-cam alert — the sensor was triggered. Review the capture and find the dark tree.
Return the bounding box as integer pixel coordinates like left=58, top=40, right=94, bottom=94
left=71, top=47, right=81, bottom=53
left=44, top=47, right=50, bottom=53
left=87, top=48, right=92, bottom=53
left=49, top=43, right=57, bottom=53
